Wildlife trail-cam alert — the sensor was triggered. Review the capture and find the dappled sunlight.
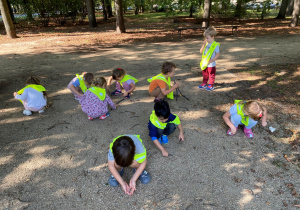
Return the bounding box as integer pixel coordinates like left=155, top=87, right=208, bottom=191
left=239, top=151, right=252, bottom=158
left=228, top=47, right=255, bottom=52
left=48, top=88, right=70, bottom=97
left=259, top=153, right=276, bottom=162
left=223, top=163, right=250, bottom=172
left=180, top=110, right=211, bottom=120
left=27, top=145, right=58, bottom=154
left=0, top=107, right=21, bottom=115
left=238, top=189, right=254, bottom=207
left=0, top=115, right=39, bottom=125
left=88, top=163, right=108, bottom=172
left=0, top=155, right=14, bottom=165
left=55, top=154, right=85, bottom=168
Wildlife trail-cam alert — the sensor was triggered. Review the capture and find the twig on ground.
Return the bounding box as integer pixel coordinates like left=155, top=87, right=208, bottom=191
left=48, top=121, right=71, bottom=130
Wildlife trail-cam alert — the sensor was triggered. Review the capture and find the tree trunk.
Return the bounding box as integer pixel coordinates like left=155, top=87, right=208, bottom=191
left=105, top=0, right=113, bottom=18
left=189, top=4, right=194, bottom=17
left=115, top=0, right=126, bottom=33
left=6, top=0, right=14, bottom=22
left=0, top=0, right=17, bottom=38
left=86, top=0, right=97, bottom=27
left=276, top=0, right=289, bottom=18
left=286, top=0, right=294, bottom=16
left=23, top=0, right=33, bottom=21
left=101, top=0, right=108, bottom=20
left=202, top=0, right=211, bottom=28
left=290, top=0, right=300, bottom=26
left=234, top=0, right=242, bottom=18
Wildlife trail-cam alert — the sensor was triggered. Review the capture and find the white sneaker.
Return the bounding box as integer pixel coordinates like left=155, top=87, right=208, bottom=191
left=23, top=110, right=32, bottom=116
left=39, top=109, right=45, bottom=113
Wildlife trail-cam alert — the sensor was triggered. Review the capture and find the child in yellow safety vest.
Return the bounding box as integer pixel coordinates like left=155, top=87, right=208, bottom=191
left=148, top=61, right=179, bottom=103
left=223, top=100, right=268, bottom=138
left=108, top=134, right=151, bottom=195
left=79, top=77, right=116, bottom=120
left=13, top=76, right=47, bottom=116
left=68, top=72, right=94, bottom=100
left=107, top=68, right=138, bottom=99
left=148, top=100, right=184, bottom=157
left=198, top=27, right=220, bottom=91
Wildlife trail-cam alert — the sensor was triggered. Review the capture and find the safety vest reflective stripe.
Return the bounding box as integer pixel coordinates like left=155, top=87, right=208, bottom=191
left=88, top=87, right=106, bottom=101
left=200, top=41, right=220, bottom=70
left=234, top=100, right=249, bottom=126
left=119, top=75, right=138, bottom=87
left=76, top=74, right=87, bottom=93
left=147, top=74, right=174, bottom=99
left=17, top=85, right=46, bottom=104
left=110, top=135, right=146, bottom=163
left=149, top=110, right=180, bottom=129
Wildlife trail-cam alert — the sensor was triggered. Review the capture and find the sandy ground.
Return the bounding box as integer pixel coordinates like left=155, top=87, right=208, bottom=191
left=0, top=34, right=300, bottom=209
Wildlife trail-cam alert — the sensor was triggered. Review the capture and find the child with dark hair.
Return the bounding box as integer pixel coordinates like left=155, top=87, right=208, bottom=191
left=68, top=72, right=94, bottom=100
left=108, top=134, right=151, bottom=195
left=107, top=68, right=138, bottom=99
left=13, top=76, right=47, bottom=116
left=148, top=100, right=184, bottom=157
left=80, top=77, right=116, bottom=120
left=148, top=61, right=179, bottom=103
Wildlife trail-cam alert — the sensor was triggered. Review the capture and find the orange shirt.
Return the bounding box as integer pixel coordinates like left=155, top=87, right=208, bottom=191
left=149, top=80, right=166, bottom=93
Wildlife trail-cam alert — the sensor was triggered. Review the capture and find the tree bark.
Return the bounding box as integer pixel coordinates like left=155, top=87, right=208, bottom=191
left=202, top=0, right=211, bottom=28
left=6, top=0, right=14, bottom=22
left=101, top=0, right=108, bottom=20
left=86, top=0, right=97, bottom=27
left=189, top=4, right=194, bottom=17
left=0, top=0, right=17, bottom=38
left=290, top=0, right=300, bottom=26
left=276, top=0, right=289, bottom=19
left=23, top=0, right=33, bottom=21
left=234, top=0, right=242, bottom=18
left=115, top=0, right=126, bottom=33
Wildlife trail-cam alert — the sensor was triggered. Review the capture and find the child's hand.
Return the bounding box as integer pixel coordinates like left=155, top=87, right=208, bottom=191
left=121, top=182, right=130, bottom=195
left=173, top=83, right=179, bottom=89
left=13, top=92, right=17, bottom=97
left=162, top=149, right=168, bottom=157
left=128, top=179, right=136, bottom=195
left=123, top=91, right=128, bottom=97
left=230, top=126, right=237, bottom=134
left=262, top=121, right=267, bottom=127
left=208, top=59, right=213, bottom=64
left=203, top=40, right=206, bottom=46
left=179, top=133, right=184, bottom=141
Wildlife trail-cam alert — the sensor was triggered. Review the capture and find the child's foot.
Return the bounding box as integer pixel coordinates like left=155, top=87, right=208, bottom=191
left=154, top=97, right=162, bottom=103
left=133, top=169, right=151, bottom=184
left=125, top=93, right=131, bottom=99
left=39, top=109, right=45, bottom=114
left=88, top=116, right=93, bottom=120
left=205, top=85, right=214, bottom=91
left=198, top=84, right=207, bottom=89
left=23, top=110, right=32, bottom=116
left=108, top=168, right=124, bottom=187
left=99, top=114, right=108, bottom=120
left=244, top=127, right=254, bottom=138
left=106, top=112, right=110, bottom=117
left=227, top=127, right=238, bottom=136
left=161, top=135, right=169, bottom=144
left=111, top=89, right=122, bottom=96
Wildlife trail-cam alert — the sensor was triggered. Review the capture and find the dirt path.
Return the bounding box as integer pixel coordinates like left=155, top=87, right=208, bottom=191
left=0, top=34, right=299, bottom=209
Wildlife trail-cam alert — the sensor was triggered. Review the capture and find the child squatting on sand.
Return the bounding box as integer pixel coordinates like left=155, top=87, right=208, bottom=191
left=68, top=72, right=94, bottom=100
left=79, top=77, right=116, bottom=120
left=14, top=76, right=47, bottom=116
left=148, top=100, right=184, bottom=157
left=107, top=68, right=138, bottom=99
left=108, top=135, right=151, bottom=195
left=223, top=100, right=268, bottom=138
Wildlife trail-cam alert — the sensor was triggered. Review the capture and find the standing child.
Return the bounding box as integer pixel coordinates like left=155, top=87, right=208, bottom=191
left=108, top=134, right=151, bottom=195
left=13, top=76, right=47, bottom=116
left=223, top=100, right=268, bottom=138
left=80, top=77, right=116, bottom=120
left=107, top=68, right=138, bottom=99
left=68, top=72, right=94, bottom=100
left=148, top=100, right=184, bottom=157
left=148, top=62, right=179, bottom=103
left=198, top=27, right=220, bottom=91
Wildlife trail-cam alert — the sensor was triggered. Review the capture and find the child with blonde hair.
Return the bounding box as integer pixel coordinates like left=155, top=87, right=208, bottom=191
left=223, top=100, right=268, bottom=138
left=13, top=76, right=47, bottom=116
left=198, top=27, right=220, bottom=91
left=107, top=68, right=138, bottom=99
left=80, top=77, right=116, bottom=120
left=68, top=72, right=94, bottom=100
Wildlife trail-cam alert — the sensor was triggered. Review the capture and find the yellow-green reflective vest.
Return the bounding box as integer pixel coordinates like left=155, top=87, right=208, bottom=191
left=17, top=84, right=46, bottom=104
left=200, top=41, right=220, bottom=70
left=149, top=110, right=180, bottom=129
left=88, top=87, right=106, bottom=101
left=147, top=74, right=174, bottom=99
left=110, top=135, right=146, bottom=163
left=76, top=74, right=88, bottom=93
left=119, top=74, right=138, bottom=87
left=234, top=100, right=249, bottom=126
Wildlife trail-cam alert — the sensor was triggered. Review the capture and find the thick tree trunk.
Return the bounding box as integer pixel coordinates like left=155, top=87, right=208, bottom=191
left=101, top=0, right=108, bottom=20
left=189, top=4, right=194, bottom=17
left=6, top=0, right=14, bottom=22
left=115, top=0, right=126, bottom=33
left=0, top=0, right=17, bottom=38
left=86, top=0, right=97, bottom=27
left=276, top=0, right=289, bottom=19
left=234, top=0, right=242, bottom=18
left=290, top=0, right=300, bottom=26
left=202, top=0, right=211, bottom=28
left=286, top=0, right=294, bottom=16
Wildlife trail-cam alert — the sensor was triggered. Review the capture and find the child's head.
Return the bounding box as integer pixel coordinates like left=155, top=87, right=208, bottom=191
left=204, top=27, right=217, bottom=43
left=112, top=68, right=126, bottom=81
left=161, top=62, right=176, bottom=76
left=83, top=73, right=94, bottom=86
left=242, top=100, right=263, bottom=121
left=26, top=76, right=41, bottom=85
left=92, top=76, right=106, bottom=88
left=112, top=136, right=135, bottom=167
left=154, top=100, right=170, bottom=122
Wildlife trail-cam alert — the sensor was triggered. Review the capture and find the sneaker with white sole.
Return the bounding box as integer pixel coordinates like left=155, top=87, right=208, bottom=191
left=198, top=84, right=207, bottom=89
left=133, top=169, right=151, bottom=184
left=205, top=85, right=214, bottom=91
left=108, top=168, right=124, bottom=187
left=23, top=110, right=32, bottom=116
left=39, top=109, right=45, bottom=114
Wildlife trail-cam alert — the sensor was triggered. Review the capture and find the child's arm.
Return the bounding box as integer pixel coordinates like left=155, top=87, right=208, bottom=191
left=261, top=107, right=267, bottom=126
left=153, top=139, right=168, bottom=157
left=223, top=111, right=237, bottom=134
left=107, top=76, right=113, bottom=86
left=14, top=90, right=28, bottom=100
left=160, top=83, right=179, bottom=96
left=209, top=52, right=220, bottom=64
left=128, top=159, right=147, bottom=195
left=177, top=123, right=184, bottom=141
left=108, top=160, right=130, bottom=194
left=69, top=84, right=84, bottom=96
left=123, top=83, right=135, bottom=97
left=200, top=40, right=206, bottom=54
left=106, top=95, right=117, bottom=109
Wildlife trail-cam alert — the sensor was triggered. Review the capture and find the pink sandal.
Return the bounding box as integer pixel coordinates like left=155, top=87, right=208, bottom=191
left=88, top=116, right=93, bottom=120
left=243, top=127, right=254, bottom=138
left=227, top=127, right=238, bottom=136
